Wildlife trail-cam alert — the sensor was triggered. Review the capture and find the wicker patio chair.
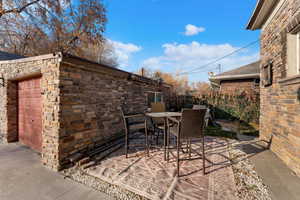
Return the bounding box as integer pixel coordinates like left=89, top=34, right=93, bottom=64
left=151, top=102, right=166, bottom=112
left=192, top=105, right=210, bottom=127
left=121, top=108, right=151, bottom=158
left=150, top=102, right=166, bottom=143
left=167, top=109, right=206, bottom=177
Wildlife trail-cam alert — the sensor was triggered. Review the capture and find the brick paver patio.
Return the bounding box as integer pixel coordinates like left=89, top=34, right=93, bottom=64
left=86, top=135, right=237, bottom=200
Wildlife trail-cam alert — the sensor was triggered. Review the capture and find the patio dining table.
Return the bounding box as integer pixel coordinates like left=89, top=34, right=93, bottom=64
left=145, top=112, right=181, bottom=161
left=145, top=109, right=211, bottom=161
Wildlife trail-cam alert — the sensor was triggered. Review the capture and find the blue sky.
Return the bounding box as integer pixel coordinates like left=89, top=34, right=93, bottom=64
left=103, top=0, right=260, bottom=83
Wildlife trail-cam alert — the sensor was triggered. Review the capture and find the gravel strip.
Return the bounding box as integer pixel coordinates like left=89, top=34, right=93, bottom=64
left=62, top=167, right=148, bottom=200
left=0, top=134, right=4, bottom=144
left=228, top=139, right=272, bottom=200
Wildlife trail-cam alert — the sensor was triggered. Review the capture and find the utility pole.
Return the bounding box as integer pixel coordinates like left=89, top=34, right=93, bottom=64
left=141, top=67, right=144, bottom=77
left=218, top=64, right=222, bottom=74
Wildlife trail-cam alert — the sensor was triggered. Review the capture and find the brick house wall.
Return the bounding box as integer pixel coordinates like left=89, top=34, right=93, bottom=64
left=0, top=53, right=171, bottom=171
left=220, top=79, right=259, bottom=94
left=259, top=0, right=300, bottom=176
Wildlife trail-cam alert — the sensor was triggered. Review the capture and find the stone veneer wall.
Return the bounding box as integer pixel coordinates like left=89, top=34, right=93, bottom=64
left=0, top=54, right=171, bottom=171
left=260, top=0, right=300, bottom=176
left=57, top=58, right=171, bottom=166
left=220, top=79, right=259, bottom=94
left=0, top=54, right=61, bottom=170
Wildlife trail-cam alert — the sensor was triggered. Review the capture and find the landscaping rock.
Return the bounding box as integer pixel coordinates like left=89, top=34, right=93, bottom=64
left=228, top=139, right=272, bottom=200
left=62, top=167, right=147, bottom=200
left=0, top=134, right=4, bottom=144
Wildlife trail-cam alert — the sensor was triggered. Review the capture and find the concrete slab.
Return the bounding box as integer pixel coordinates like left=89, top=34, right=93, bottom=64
left=250, top=150, right=300, bottom=200
left=0, top=143, right=113, bottom=200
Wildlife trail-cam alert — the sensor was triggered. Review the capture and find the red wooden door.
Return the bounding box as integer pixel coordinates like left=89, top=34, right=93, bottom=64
left=18, top=77, right=42, bottom=152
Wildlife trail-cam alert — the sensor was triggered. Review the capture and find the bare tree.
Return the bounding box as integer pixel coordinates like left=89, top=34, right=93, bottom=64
left=137, top=68, right=192, bottom=95
left=83, top=40, right=119, bottom=67
left=0, top=0, right=118, bottom=66
left=0, top=0, right=42, bottom=18
left=191, top=82, right=212, bottom=97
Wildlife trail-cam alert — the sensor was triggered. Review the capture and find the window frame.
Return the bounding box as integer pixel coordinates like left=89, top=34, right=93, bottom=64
left=286, top=31, right=300, bottom=77
left=262, top=62, right=273, bottom=87
left=147, top=91, right=164, bottom=107
left=253, top=78, right=260, bottom=87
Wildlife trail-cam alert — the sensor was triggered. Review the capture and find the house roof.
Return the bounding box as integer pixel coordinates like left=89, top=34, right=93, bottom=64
left=209, top=61, right=260, bottom=84
left=246, top=0, right=279, bottom=30
left=0, top=51, right=25, bottom=61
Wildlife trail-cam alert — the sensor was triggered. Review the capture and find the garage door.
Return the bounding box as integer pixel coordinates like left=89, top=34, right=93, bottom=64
left=18, top=77, right=42, bottom=152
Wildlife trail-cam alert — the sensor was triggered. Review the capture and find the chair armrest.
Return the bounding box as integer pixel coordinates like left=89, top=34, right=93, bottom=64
left=124, top=113, right=145, bottom=119
left=167, top=116, right=180, bottom=125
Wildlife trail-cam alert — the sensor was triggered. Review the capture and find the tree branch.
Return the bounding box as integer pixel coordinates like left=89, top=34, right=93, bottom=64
left=0, top=0, right=41, bottom=18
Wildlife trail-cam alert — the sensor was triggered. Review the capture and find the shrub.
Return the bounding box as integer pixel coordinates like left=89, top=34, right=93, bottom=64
left=203, top=91, right=260, bottom=124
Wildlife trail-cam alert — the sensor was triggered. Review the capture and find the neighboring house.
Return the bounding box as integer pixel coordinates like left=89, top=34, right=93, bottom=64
left=209, top=61, right=260, bottom=94
left=247, top=0, right=300, bottom=176
left=0, top=52, right=171, bottom=171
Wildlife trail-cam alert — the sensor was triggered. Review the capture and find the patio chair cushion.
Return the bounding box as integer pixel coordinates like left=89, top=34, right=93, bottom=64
left=151, top=102, right=166, bottom=112
left=151, top=102, right=166, bottom=125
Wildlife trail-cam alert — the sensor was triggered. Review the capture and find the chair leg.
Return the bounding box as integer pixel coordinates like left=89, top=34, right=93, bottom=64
left=156, top=129, right=159, bottom=145
left=125, top=129, right=128, bottom=158
left=189, top=139, right=192, bottom=159
left=202, top=136, right=205, bottom=175
left=180, top=141, right=186, bottom=154
left=177, top=136, right=180, bottom=177
left=167, top=127, right=170, bottom=162
left=186, top=140, right=189, bottom=152
left=145, top=121, right=149, bottom=157
left=150, top=131, right=153, bottom=144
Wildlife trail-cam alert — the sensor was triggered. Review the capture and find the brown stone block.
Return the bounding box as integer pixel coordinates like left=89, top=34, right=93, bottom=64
left=62, top=135, right=75, bottom=143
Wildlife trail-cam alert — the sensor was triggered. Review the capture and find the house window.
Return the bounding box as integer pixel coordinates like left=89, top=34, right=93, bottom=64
left=147, top=92, right=163, bottom=107
left=254, top=79, right=260, bottom=87
left=262, top=62, right=272, bottom=87
left=287, top=32, right=300, bottom=77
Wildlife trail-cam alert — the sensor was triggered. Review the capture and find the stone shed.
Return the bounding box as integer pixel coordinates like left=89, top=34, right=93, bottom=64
left=0, top=52, right=171, bottom=171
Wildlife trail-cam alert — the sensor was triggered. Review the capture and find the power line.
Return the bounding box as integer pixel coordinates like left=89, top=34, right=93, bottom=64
left=177, top=39, right=259, bottom=76
left=174, top=66, right=219, bottom=76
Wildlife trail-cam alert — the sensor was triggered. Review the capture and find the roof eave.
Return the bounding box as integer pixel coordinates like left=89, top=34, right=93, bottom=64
left=61, top=53, right=171, bottom=87
left=0, top=52, right=60, bottom=64
left=246, top=0, right=279, bottom=30
left=247, top=0, right=265, bottom=30
left=209, top=73, right=260, bottom=82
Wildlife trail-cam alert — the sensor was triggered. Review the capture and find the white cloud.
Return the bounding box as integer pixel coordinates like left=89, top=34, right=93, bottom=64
left=108, top=40, right=142, bottom=68
left=184, top=24, right=205, bottom=36
left=141, top=41, right=259, bottom=81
